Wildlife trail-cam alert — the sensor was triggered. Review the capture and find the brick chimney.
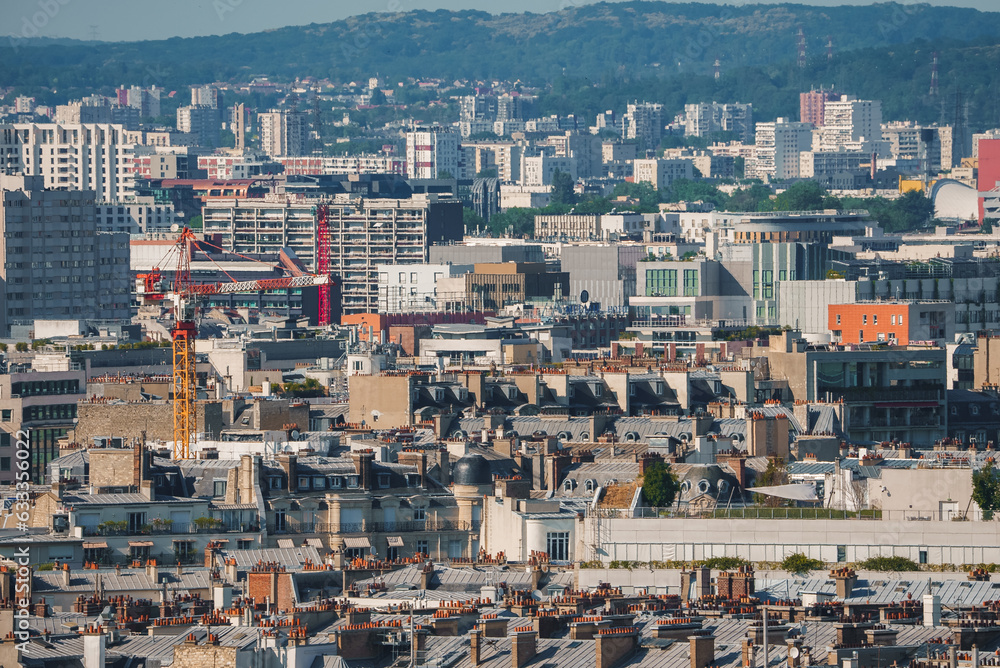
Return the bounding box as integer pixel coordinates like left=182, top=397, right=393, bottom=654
left=471, top=628, right=482, bottom=667
left=690, top=634, right=715, bottom=668
left=639, top=452, right=663, bottom=475
left=398, top=451, right=427, bottom=488
left=511, top=628, right=537, bottom=668
left=596, top=628, right=639, bottom=668
left=351, top=450, right=375, bottom=490
left=278, top=454, right=298, bottom=493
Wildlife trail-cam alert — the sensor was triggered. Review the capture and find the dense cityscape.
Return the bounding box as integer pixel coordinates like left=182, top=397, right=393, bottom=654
left=5, top=1, right=1000, bottom=667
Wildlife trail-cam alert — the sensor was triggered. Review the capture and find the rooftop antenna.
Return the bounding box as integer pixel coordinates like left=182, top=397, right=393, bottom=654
left=826, top=35, right=833, bottom=61
left=713, top=58, right=721, bottom=80
left=89, top=25, right=100, bottom=41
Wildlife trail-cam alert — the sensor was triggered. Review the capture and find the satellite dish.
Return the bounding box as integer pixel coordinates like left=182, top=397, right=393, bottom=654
left=789, top=648, right=800, bottom=659
left=170, top=224, right=180, bottom=232
left=580, top=290, right=590, bottom=304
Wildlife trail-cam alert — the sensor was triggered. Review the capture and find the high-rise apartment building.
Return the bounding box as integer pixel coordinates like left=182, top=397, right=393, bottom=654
left=633, top=158, right=695, bottom=190
left=624, top=102, right=664, bottom=151
left=176, top=105, right=221, bottom=147
left=126, top=85, right=161, bottom=118
left=203, top=196, right=463, bottom=315
left=882, top=122, right=954, bottom=173
left=191, top=85, right=220, bottom=108
left=684, top=102, right=754, bottom=143
left=0, top=174, right=131, bottom=335
left=0, top=123, right=137, bottom=201
left=799, top=88, right=839, bottom=127
left=818, top=96, right=884, bottom=153
left=752, top=118, right=814, bottom=181
left=406, top=129, right=461, bottom=179
left=258, top=110, right=309, bottom=158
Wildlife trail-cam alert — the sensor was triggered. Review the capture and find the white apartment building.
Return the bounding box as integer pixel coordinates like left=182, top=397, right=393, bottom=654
left=817, top=96, right=885, bottom=153
left=684, top=102, right=754, bottom=143
left=752, top=118, right=813, bottom=181
left=799, top=150, right=868, bottom=179
left=126, top=86, right=161, bottom=118
left=377, top=263, right=464, bottom=313
left=632, top=158, right=694, bottom=190
left=406, top=129, right=461, bottom=179
left=190, top=85, right=219, bottom=108
left=0, top=174, right=130, bottom=335
left=882, top=122, right=953, bottom=173
left=197, top=154, right=280, bottom=180
left=464, top=142, right=522, bottom=182
left=0, top=123, right=136, bottom=201
left=520, top=155, right=576, bottom=186
left=258, top=110, right=308, bottom=158
left=624, top=102, right=663, bottom=150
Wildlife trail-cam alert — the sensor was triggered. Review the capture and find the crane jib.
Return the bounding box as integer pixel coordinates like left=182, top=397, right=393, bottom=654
left=187, top=275, right=331, bottom=295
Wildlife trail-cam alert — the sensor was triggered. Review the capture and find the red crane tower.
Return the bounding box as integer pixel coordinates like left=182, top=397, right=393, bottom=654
left=316, top=204, right=332, bottom=326
left=136, top=228, right=333, bottom=459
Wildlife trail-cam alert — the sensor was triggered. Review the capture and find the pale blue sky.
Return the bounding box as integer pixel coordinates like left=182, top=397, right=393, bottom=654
left=6, top=0, right=997, bottom=42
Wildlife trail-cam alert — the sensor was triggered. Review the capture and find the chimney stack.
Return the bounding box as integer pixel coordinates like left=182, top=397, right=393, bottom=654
left=596, top=628, right=639, bottom=668
left=471, top=628, right=482, bottom=667
left=511, top=628, right=537, bottom=668
left=83, top=625, right=106, bottom=668
left=690, top=634, right=715, bottom=668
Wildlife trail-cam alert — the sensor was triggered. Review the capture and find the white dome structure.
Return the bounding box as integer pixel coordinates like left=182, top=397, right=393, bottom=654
left=931, top=179, right=979, bottom=221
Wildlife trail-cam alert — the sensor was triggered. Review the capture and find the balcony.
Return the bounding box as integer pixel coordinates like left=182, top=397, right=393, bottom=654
left=266, top=519, right=480, bottom=535
left=80, top=520, right=259, bottom=536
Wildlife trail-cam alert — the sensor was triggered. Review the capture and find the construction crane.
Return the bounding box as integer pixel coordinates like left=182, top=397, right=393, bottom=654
left=136, top=227, right=333, bottom=459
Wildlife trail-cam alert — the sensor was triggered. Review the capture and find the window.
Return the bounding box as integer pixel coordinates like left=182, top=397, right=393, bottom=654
left=899, top=314, right=904, bottom=325
left=127, top=512, right=146, bottom=534
left=892, top=315, right=897, bottom=326
left=416, top=539, right=429, bottom=556
left=1, top=410, right=9, bottom=422
left=863, top=315, right=868, bottom=325
left=413, top=508, right=426, bottom=521
left=971, top=405, right=980, bottom=415
left=298, top=476, right=310, bottom=489
left=378, top=474, right=391, bottom=488
left=347, top=475, right=359, bottom=488
left=837, top=545, right=847, bottom=562
left=683, top=269, right=699, bottom=297
left=387, top=546, right=399, bottom=561
left=919, top=550, right=928, bottom=565
left=836, top=314, right=841, bottom=325
left=237, top=539, right=254, bottom=550
left=873, top=314, right=878, bottom=325
left=546, top=531, right=570, bottom=561
left=213, top=480, right=227, bottom=497
left=0, top=458, right=9, bottom=471
left=274, top=509, right=286, bottom=532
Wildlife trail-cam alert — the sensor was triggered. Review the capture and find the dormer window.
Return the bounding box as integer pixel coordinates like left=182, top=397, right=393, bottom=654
left=269, top=477, right=282, bottom=489
left=378, top=474, right=391, bottom=489
left=346, top=475, right=359, bottom=488
left=329, top=477, right=342, bottom=488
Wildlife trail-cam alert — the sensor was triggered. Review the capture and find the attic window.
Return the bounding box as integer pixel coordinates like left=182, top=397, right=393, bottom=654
left=593, top=384, right=603, bottom=397
left=563, top=479, right=575, bottom=491
left=298, top=476, right=310, bottom=489
left=585, top=479, right=596, bottom=493
left=213, top=480, right=227, bottom=497
left=378, top=474, right=391, bottom=489
left=346, top=475, right=359, bottom=488
left=329, top=476, right=342, bottom=488
left=269, top=477, right=282, bottom=489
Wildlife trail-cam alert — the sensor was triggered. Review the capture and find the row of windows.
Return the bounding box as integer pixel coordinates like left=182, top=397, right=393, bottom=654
left=645, top=269, right=699, bottom=297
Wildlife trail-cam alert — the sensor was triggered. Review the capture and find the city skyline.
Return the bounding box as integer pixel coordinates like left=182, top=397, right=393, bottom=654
left=5, top=0, right=1000, bottom=43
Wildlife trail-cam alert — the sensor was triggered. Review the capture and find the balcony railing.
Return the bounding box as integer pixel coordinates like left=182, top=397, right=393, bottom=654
left=80, top=522, right=259, bottom=536
left=266, top=519, right=480, bottom=535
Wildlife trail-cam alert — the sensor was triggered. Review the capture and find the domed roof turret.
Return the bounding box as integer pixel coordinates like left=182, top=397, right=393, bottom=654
left=453, top=454, right=492, bottom=486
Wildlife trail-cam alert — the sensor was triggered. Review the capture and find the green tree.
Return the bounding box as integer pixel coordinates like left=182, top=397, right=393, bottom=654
left=437, top=170, right=454, bottom=180
left=487, top=207, right=536, bottom=237
left=754, top=457, right=789, bottom=507
left=781, top=552, right=823, bottom=574
left=463, top=207, right=486, bottom=233
left=724, top=184, right=774, bottom=212
left=973, top=459, right=1000, bottom=520
left=550, top=169, right=576, bottom=206
left=476, top=167, right=498, bottom=178
left=282, top=377, right=326, bottom=398
left=641, top=460, right=680, bottom=507
left=611, top=181, right=660, bottom=213
left=665, top=178, right=727, bottom=208
left=773, top=181, right=828, bottom=211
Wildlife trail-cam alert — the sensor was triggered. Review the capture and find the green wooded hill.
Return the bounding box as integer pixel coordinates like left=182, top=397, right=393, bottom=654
left=3, top=2, right=1000, bottom=87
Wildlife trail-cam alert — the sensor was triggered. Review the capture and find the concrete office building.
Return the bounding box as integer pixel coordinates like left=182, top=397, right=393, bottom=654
left=430, top=243, right=544, bottom=266
left=0, top=174, right=131, bottom=336
left=560, top=244, right=644, bottom=308
left=0, top=123, right=137, bottom=201
left=96, top=198, right=180, bottom=234
left=377, top=263, right=466, bottom=313
left=258, top=110, right=308, bottom=158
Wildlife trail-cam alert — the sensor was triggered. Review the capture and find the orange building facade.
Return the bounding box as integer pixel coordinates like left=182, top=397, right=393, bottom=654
left=829, top=303, right=912, bottom=345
